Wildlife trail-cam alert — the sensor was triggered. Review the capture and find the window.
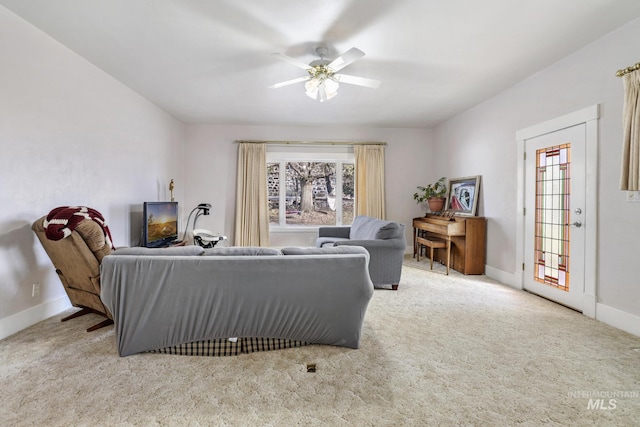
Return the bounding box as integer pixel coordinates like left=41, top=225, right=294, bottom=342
left=267, top=145, right=354, bottom=228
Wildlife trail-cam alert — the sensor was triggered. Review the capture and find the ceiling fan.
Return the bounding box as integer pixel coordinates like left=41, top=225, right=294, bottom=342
left=269, top=47, right=381, bottom=102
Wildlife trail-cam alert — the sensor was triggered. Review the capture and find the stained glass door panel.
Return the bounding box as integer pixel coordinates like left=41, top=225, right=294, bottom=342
left=524, top=124, right=585, bottom=311
left=534, top=144, right=570, bottom=291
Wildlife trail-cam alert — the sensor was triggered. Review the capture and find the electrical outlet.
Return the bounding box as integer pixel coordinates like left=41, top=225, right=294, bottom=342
left=627, top=191, right=640, bottom=202
left=32, top=283, right=40, bottom=297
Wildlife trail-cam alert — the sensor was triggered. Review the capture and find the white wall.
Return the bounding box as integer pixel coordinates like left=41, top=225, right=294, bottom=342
left=184, top=124, right=433, bottom=247
left=5, top=2, right=638, bottom=338
left=0, top=6, right=185, bottom=337
left=432, top=17, right=640, bottom=322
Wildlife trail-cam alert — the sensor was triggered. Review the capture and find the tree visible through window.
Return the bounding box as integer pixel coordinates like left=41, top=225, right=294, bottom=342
left=268, top=161, right=354, bottom=226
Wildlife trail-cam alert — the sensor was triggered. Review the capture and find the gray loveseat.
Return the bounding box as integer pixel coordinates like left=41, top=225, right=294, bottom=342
left=100, top=245, right=374, bottom=356
left=316, top=215, right=406, bottom=290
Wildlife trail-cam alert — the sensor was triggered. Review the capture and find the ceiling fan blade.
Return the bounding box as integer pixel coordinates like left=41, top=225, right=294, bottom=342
left=271, top=52, right=312, bottom=71
left=334, top=74, right=381, bottom=89
left=327, top=47, right=365, bottom=72
left=269, top=76, right=311, bottom=89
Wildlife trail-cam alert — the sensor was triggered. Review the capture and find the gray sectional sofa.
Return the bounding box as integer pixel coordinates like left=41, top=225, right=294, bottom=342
left=100, top=245, right=374, bottom=356
left=317, top=215, right=406, bottom=290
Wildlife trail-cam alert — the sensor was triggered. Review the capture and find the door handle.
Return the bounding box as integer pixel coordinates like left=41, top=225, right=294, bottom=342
left=565, top=221, right=582, bottom=228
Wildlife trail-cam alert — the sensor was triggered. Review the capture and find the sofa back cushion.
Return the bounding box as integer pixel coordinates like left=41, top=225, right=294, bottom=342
left=350, top=216, right=402, bottom=240
left=202, top=246, right=282, bottom=256
left=281, top=246, right=369, bottom=256
left=113, top=246, right=205, bottom=256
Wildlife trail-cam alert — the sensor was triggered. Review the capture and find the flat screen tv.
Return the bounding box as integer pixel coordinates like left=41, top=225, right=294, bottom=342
left=142, top=201, right=179, bottom=248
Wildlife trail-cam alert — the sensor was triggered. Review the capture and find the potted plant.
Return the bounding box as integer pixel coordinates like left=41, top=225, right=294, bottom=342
left=413, top=177, right=447, bottom=213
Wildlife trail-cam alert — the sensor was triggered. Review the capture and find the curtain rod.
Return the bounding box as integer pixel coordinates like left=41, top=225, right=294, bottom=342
left=616, top=62, right=640, bottom=77
left=234, top=140, right=387, bottom=146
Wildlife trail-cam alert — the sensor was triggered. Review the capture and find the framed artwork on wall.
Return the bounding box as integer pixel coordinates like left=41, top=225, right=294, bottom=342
left=447, top=175, right=481, bottom=216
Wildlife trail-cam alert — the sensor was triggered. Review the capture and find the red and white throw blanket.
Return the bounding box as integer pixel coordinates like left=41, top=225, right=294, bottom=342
left=44, top=206, right=115, bottom=249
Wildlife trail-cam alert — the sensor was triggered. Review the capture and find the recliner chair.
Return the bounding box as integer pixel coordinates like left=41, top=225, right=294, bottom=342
left=32, top=208, right=114, bottom=332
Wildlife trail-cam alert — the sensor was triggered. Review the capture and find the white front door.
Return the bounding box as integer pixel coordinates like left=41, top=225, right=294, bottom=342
left=523, top=124, right=586, bottom=311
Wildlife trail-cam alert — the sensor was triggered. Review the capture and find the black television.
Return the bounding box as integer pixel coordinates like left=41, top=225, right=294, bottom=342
left=142, top=201, right=180, bottom=248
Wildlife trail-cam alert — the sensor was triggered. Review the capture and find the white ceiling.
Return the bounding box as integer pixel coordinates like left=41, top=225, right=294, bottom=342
left=3, top=0, right=640, bottom=128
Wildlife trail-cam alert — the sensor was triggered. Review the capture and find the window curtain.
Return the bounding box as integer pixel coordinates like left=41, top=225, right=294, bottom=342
left=620, top=70, right=640, bottom=190
left=234, top=143, right=269, bottom=246
left=354, top=144, right=386, bottom=219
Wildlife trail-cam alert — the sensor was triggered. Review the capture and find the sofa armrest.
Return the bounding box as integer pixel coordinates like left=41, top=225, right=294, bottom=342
left=335, top=238, right=406, bottom=250
left=318, top=226, right=351, bottom=239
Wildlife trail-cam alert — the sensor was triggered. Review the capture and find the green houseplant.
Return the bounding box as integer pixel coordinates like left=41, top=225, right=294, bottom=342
left=413, top=177, right=447, bottom=212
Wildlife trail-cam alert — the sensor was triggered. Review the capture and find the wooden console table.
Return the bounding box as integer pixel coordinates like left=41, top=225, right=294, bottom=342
left=413, top=215, right=486, bottom=275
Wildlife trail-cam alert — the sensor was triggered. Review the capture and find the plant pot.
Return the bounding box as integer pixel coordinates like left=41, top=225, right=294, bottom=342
left=427, top=197, right=446, bottom=213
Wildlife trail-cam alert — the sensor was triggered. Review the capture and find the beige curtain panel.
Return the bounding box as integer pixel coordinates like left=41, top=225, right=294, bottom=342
left=354, top=144, right=386, bottom=219
left=620, top=69, right=640, bottom=191
left=234, top=142, right=269, bottom=246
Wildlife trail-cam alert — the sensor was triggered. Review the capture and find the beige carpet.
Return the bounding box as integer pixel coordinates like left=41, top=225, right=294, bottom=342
left=1, top=259, right=639, bottom=426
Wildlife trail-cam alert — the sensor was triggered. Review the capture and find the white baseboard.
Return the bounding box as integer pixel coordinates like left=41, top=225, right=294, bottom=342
left=0, top=296, right=71, bottom=340
left=485, top=264, right=522, bottom=289
left=485, top=266, right=638, bottom=337
left=596, top=303, right=640, bottom=337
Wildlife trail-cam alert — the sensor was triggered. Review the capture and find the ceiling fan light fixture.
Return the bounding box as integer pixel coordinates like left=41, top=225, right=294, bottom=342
left=305, top=77, right=338, bottom=102
left=271, top=46, right=378, bottom=101
left=324, top=77, right=339, bottom=93
left=320, top=85, right=338, bottom=102
left=305, top=78, right=320, bottom=93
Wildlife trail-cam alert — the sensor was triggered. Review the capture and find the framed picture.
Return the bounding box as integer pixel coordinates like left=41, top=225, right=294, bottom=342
left=447, top=176, right=481, bottom=216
